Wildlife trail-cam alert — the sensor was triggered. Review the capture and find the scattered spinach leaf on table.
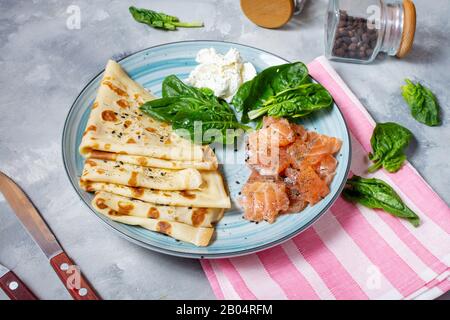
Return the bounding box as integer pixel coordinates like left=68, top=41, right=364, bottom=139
left=401, top=79, right=441, bottom=126
left=129, top=6, right=203, bottom=31
left=343, top=175, right=420, bottom=227
left=368, top=122, right=412, bottom=173
left=140, top=75, right=249, bottom=145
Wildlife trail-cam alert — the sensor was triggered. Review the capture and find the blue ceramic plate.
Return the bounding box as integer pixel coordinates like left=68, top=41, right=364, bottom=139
left=62, top=41, right=351, bottom=259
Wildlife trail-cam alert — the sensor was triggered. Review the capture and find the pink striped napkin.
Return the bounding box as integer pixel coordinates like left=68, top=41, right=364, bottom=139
left=200, top=56, right=450, bottom=300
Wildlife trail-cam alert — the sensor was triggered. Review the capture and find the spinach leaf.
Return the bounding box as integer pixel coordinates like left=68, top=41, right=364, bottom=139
left=129, top=7, right=203, bottom=31
left=368, top=122, right=412, bottom=173
left=247, top=83, right=333, bottom=120
left=140, top=75, right=249, bottom=145
left=172, top=111, right=248, bottom=145
left=161, top=75, right=206, bottom=98
left=232, top=62, right=311, bottom=123
left=343, top=176, right=420, bottom=227
left=401, top=79, right=441, bottom=126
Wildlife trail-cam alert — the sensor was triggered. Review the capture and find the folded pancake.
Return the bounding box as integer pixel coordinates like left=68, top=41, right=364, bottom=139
left=81, top=170, right=231, bottom=209
left=81, top=158, right=203, bottom=191
left=89, top=150, right=218, bottom=171
left=94, top=191, right=224, bottom=227
left=92, top=193, right=214, bottom=246
left=79, top=59, right=211, bottom=162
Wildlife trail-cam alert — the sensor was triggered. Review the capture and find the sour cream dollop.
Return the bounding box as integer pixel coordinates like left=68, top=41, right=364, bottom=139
left=187, top=48, right=257, bottom=101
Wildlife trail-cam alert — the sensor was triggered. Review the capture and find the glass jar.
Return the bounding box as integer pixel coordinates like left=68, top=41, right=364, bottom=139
left=325, top=0, right=416, bottom=64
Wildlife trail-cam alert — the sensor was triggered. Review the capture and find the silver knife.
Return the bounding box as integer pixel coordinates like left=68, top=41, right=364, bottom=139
left=0, top=262, right=37, bottom=300
left=0, top=171, right=100, bottom=300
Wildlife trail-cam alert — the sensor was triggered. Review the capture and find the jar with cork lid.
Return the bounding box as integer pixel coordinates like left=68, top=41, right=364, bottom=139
left=325, top=0, right=416, bottom=63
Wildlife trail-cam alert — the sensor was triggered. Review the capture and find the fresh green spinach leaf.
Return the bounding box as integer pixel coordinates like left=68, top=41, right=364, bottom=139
left=129, top=6, right=203, bottom=31
left=401, top=79, right=441, bottom=126
left=247, top=83, right=333, bottom=120
left=368, top=122, right=412, bottom=173
left=140, top=75, right=249, bottom=145
left=232, top=62, right=311, bottom=123
left=343, top=176, right=420, bottom=227
left=171, top=111, right=248, bottom=145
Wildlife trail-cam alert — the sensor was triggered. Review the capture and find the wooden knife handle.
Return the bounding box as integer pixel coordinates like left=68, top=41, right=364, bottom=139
left=0, top=271, right=38, bottom=300
left=50, top=252, right=101, bottom=300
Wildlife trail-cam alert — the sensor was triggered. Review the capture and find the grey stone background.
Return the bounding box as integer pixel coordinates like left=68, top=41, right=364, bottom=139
left=0, top=0, right=448, bottom=300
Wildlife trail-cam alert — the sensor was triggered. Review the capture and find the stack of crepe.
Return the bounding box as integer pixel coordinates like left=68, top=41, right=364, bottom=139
left=79, top=60, right=231, bottom=246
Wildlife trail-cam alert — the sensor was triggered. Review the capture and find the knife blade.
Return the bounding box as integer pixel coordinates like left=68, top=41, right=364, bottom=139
left=0, top=172, right=62, bottom=259
left=0, top=262, right=38, bottom=300
left=0, top=171, right=101, bottom=300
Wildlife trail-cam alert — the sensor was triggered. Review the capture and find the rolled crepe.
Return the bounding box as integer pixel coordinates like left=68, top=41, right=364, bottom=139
left=79, top=59, right=212, bottom=162
left=89, top=149, right=218, bottom=171
left=81, top=158, right=203, bottom=191
left=94, top=191, right=224, bottom=227
left=92, top=193, right=214, bottom=246
left=80, top=170, right=231, bottom=209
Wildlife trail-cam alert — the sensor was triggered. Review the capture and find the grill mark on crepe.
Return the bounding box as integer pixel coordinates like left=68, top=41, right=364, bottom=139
left=191, top=208, right=207, bottom=227
left=179, top=190, right=196, bottom=199
left=147, top=207, right=160, bottom=219
left=102, top=110, right=118, bottom=122
left=83, top=125, right=97, bottom=136
left=156, top=221, right=172, bottom=235
left=92, top=101, right=99, bottom=109
left=145, top=127, right=156, bottom=133
left=137, top=157, right=148, bottom=166
left=108, top=209, right=123, bottom=216
left=117, top=200, right=134, bottom=215
left=116, top=99, right=129, bottom=109
left=80, top=180, right=95, bottom=192
left=95, top=198, right=108, bottom=209
left=102, top=80, right=129, bottom=97
left=127, top=138, right=136, bottom=144
left=90, top=150, right=117, bottom=161
left=86, top=159, right=97, bottom=166
left=131, top=187, right=144, bottom=197
left=128, top=172, right=138, bottom=186
left=124, top=120, right=132, bottom=128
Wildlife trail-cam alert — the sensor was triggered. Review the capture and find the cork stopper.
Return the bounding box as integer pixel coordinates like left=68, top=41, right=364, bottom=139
left=397, top=0, right=416, bottom=58
left=240, top=0, right=295, bottom=29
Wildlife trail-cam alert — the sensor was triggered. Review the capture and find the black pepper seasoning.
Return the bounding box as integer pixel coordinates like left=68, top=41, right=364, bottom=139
left=325, top=0, right=416, bottom=64
left=332, top=10, right=378, bottom=61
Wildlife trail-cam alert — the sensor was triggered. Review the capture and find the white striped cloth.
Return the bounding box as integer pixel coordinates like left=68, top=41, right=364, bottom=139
left=200, top=56, right=450, bottom=300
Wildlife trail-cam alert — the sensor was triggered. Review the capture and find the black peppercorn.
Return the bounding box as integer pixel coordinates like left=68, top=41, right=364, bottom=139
left=331, top=10, right=379, bottom=61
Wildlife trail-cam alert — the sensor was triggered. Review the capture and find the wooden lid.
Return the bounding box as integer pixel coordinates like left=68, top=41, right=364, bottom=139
left=397, top=0, right=416, bottom=58
left=240, top=0, right=295, bottom=29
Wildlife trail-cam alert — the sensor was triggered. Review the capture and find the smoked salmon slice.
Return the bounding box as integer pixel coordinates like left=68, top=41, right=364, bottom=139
left=262, top=117, right=296, bottom=147
left=240, top=180, right=289, bottom=223
left=247, top=120, right=292, bottom=175
left=285, top=166, right=330, bottom=206
left=240, top=116, right=342, bottom=223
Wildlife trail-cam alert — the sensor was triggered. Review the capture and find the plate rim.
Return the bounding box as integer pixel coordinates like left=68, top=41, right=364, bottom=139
left=62, top=40, right=352, bottom=259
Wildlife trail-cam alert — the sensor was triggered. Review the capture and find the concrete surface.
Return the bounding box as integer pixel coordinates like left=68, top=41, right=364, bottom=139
left=0, top=0, right=448, bottom=300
